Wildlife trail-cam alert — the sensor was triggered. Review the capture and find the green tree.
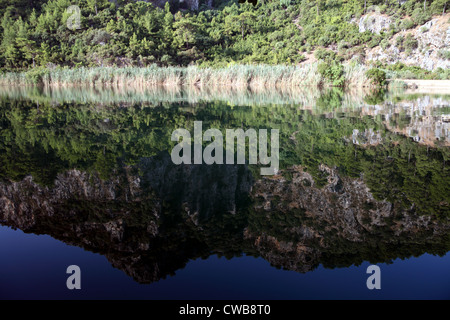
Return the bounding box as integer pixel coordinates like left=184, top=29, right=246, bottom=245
left=173, top=13, right=198, bottom=50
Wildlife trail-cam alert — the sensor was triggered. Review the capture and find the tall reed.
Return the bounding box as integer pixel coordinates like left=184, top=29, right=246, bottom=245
left=0, top=63, right=367, bottom=89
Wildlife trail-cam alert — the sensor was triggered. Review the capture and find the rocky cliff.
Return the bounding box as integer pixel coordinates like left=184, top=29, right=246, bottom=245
left=359, top=13, right=450, bottom=70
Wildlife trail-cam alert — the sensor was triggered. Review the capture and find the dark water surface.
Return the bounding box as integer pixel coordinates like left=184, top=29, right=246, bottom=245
left=0, top=87, right=449, bottom=299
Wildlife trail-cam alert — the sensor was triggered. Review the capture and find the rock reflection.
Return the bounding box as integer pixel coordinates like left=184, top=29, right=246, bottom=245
left=1, top=153, right=449, bottom=283
left=0, top=91, right=448, bottom=284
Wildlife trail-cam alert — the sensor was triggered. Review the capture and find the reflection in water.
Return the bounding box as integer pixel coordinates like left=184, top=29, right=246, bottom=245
left=0, top=88, right=449, bottom=285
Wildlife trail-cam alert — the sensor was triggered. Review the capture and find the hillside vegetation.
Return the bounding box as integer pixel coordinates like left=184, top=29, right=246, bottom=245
left=0, top=0, right=449, bottom=83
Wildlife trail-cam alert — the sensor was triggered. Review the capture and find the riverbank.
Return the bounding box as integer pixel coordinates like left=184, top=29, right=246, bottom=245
left=0, top=64, right=370, bottom=89
left=397, top=80, right=450, bottom=95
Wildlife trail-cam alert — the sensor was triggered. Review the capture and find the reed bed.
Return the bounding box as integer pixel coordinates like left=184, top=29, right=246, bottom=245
left=343, top=63, right=369, bottom=88
left=0, top=63, right=368, bottom=89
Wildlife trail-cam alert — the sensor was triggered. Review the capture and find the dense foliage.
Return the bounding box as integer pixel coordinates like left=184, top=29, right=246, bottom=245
left=0, top=0, right=448, bottom=71
left=365, top=67, right=386, bottom=86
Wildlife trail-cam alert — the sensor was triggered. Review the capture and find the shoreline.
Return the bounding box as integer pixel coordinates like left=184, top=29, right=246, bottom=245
left=0, top=64, right=369, bottom=89
left=2, top=66, right=449, bottom=93
left=394, top=80, right=450, bottom=95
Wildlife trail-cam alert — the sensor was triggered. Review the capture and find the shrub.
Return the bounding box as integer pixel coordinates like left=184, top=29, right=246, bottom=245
left=395, top=35, right=404, bottom=51
left=380, top=39, right=390, bottom=50
left=437, top=50, right=450, bottom=60
left=365, top=68, right=386, bottom=86
left=412, top=8, right=431, bottom=26
left=314, top=48, right=336, bottom=63
left=25, top=67, right=50, bottom=84
left=318, top=62, right=345, bottom=87
left=404, top=34, right=418, bottom=54
left=399, top=19, right=415, bottom=30
left=368, top=35, right=382, bottom=48
left=305, top=43, right=313, bottom=53
left=160, top=55, right=172, bottom=65
left=337, top=41, right=349, bottom=51
left=318, top=36, right=331, bottom=46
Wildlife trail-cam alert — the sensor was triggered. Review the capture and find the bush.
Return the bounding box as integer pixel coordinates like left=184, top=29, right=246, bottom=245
left=374, top=63, right=449, bottom=81
left=25, top=67, right=50, bottom=84
left=368, top=35, right=382, bottom=48
left=314, top=48, right=337, bottom=63
left=438, top=50, right=450, bottom=60
left=365, top=68, right=386, bottom=86
left=318, top=36, right=331, bottom=46
left=395, top=35, right=405, bottom=51
left=318, top=62, right=345, bottom=87
left=337, top=41, right=349, bottom=51
left=380, top=39, right=390, bottom=50
left=412, top=8, right=431, bottom=26
left=160, top=55, right=172, bottom=65
left=305, top=43, right=313, bottom=53
left=399, top=19, right=415, bottom=30
left=404, top=34, right=418, bottom=54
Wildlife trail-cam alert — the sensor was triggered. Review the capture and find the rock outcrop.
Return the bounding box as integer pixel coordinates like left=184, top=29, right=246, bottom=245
left=364, top=13, right=450, bottom=70
left=358, top=13, right=392, bottom=34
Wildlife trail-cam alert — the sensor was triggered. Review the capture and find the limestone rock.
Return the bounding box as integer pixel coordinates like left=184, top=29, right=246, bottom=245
left=358, top=14, right=392, bottom=34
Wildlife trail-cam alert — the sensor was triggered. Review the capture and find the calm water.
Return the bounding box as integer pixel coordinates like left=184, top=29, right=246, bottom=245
left=0, top=86, right=449, bottom=299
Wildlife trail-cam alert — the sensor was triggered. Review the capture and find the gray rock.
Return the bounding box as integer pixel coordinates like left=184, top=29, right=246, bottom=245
left=358, top=14, right=392, bottom=34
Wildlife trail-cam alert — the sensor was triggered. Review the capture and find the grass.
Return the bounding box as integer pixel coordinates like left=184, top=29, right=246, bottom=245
left=0, top=63, right=371, bottom=89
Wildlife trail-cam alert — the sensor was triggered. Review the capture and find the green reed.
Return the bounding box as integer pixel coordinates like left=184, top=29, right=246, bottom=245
left=0, top=63, right=370, bottom=89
